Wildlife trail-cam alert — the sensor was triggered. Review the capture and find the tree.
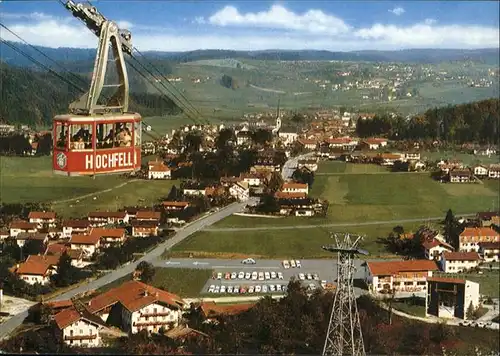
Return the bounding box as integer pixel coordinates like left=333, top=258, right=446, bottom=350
left=136, top=261, right=156, bottom=283
left=53, top=252, right=74, bottom=287
left=466, top=301, right=475, bottom=319
left=27, top=303, right=52, bottom=325
left=443, top=209, right=461, bottom=250
left=266, top=172, right=284, bottom=193
left=23, top=239, right=45, bottom=257
left=251, top=129, right=273, bottom=146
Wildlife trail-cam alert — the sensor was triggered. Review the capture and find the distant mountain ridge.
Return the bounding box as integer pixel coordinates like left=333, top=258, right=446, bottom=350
left=1, top=41, right=499, bottom=68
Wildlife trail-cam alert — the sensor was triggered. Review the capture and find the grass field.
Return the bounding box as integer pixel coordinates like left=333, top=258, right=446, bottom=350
left=435, top=271, right=500, bottom=298
left=170, top=222, right=424, bottom=259
left=421, top=150, right=499, bottom=166
left=317, top=162, right=390, bottom=174
left=96, top=268, right=212, bottom=297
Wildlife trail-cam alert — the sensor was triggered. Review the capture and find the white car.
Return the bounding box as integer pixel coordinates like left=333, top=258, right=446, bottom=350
left=313, top=273, right=319, bottom=280
left=208, top=285, right=215, bottom=293
left=248, top=285, right=255, bottom=293
left=262, top=285, right=268, bottom=293
left=299, top=273, right=305, bottom=280
left=269, top=284, right=275, bottom=292
left=255, top=285, right=262, bottom=293
left=278, top=272, right=284, bottom=280
left=271, top=271, right=277, bottom=279
left=290, top=260, right=296, bottom=268
left=296, top=260, right=302, bottom=268
left=283, top=260, right=290, bottom=269
left=227, top=285, right=233, bottom=293
left=245, top=272, right=251, bottom=279
left=242, top=258, right=256, bottom=264
left=252, top=271, right=258, bottom=280
left=215, top=285, right=220, bottom=293
left=238, top=271, right=245, bottom=279
left=306, top=273, right=313, bottom=280
left=258, top=272, right=265, bottom=281
left=264, top=272, right=271, bottom=280
left=231, top=272, right=237, bottom=279
left=320, top=280, right=327, bottom=289
left=217, top=273, right=222, bottom=280
left=233, top=286, right=240, bottom=294
left=276, top=284, right=282, bottom=291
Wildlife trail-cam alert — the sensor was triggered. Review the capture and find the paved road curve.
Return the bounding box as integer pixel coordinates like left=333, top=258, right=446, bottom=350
left=0, top=200, right=250, bottom=340
left=203, top=214, right=477, bottom=232
left=281, top=152, right=315, bottom=180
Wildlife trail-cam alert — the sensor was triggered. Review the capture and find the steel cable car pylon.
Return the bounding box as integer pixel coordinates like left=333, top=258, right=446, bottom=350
left=52, top=0, right=141, bottom=176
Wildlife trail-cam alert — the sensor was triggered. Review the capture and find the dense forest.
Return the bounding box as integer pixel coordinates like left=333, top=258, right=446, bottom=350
left=356, top=98, right=499, bottom=144
left=0, top=63, right=180, bottom=126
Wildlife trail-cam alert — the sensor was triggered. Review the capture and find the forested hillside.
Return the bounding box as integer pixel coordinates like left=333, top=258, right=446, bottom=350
left=356, top=98, right=499, bottom=144
left=0, top=63, right=180, bottom=126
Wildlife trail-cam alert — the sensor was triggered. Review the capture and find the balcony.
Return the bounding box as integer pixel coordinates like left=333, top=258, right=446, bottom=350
left=65, top=334, right=97, bottom=341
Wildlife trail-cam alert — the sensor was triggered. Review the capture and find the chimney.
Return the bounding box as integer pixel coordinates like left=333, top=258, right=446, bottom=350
left=88, top=300, right=92, bottom=306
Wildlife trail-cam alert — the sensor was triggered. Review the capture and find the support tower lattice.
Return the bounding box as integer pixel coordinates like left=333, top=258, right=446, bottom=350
left=322, top=233, right=367, bottom=356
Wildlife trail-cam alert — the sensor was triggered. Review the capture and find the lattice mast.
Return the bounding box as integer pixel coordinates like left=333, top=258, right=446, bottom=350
left=322, top=233, right=367, bottom=356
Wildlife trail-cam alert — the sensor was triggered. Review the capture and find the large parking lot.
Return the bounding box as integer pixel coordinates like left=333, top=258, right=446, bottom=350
left=202, top=259, right=336, bottom=295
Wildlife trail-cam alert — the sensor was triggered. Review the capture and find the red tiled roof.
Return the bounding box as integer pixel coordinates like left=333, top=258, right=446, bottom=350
left=87, top=280, right=184, bottom=314
left=149, top=163, right=171, bottom=172
left=478, top=241, right=500, bottom=249
left=90, top=228, right=126, bottom=238
left=380, top=153, right=402, bottom=160
left=460, top=227, right=499, bottom=238
left=367, top=260, right=439, bottom=276
left=136, top=211, right=161, bottom=220
left=443, top=251, right=481, bottom=261
left=15, top=260, right=50, bottom=276
left=422, top=238, right=454, bottom=251
left=274, top=192, right=307, bottom=199
left=282, top=183, right=308, bottom=189
left=28, top=211, right=56, bottom=220
left=63, top=219, right=90, bottom=228
left=45, top=243, right=68, bottom=256
left=325, top=137, right=352, bottom=144
left=54, top=305, right=104, bottom=330
left=427, top=277, right=466, bottom=285
left=10, top=221, right=38, bottom=230
left=298, top=139, right=317, bottom=145
left=45, top=299, right=74, bottom=310
left=162, top=201, right=189, bottom=208
left=26, top=254, right=59, bottom=266
left=364, top=138, right=387, bottom=144
left=70, top=234, right=101, bottom=245
left=200, top=302, right=255, bottom=318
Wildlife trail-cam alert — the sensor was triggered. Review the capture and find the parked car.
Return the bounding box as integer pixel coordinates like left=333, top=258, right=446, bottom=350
left=278, top=272, right=284, bottom=280
left=245, top=272, right=251, bottom=279
left=249, top=285, right=255, bottom=293
left=233, top=285, right=240, bottom=294
left=224, top=272, right=231, bottom=280
left=238, top=271, right=245, bottom=279
left=227, top=285, right=233, bottom=293
left=255, top=285, right=262, bottom=293
left=271, top=271, right=277, bottom=279
left=220, top=285, right=226, bottom=294
left=295, top=260, right=302, bottom=268
left=252, top=271, right=258, bottom=280
left=290, top=260, right=296, bottom=268
left=216, top=272, right=222, bottom=280
left=258, top=272, right=265, bottom=281
left=276, top=284, right=282, bottom=291
left=283, top=260, right=290, bottom=269
left=313, top=273, right=319, bottom=280
left=231, top=272, right=237, bottom=279
left=208, top=285, right=215, bottom=293
left=264, top=272, right=271, bottom=280
left=299, top=273, right=305, bottom=280
left=262, top=285, right=268, bottom=293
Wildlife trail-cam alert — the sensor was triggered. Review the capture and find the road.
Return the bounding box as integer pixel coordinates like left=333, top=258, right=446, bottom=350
left=282, top=152, right=315, bottom=180
left=203, top=214, right=477, bottom=232
left=0, top=200, right=251, bottom=340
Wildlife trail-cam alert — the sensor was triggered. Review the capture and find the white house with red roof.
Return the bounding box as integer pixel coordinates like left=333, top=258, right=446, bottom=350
left=62, top=220, right=91, bottom=238
left=478, top=242, right=500, bottom=263
left=54, top=302, right=105, bottom=347
left=441, top=251, right=481, bottom=273
left=88, top=212, right=129, bottom=226
left=70, top=234, right=101, bottom=258
left=366, top=259, right=439, bottom=296
left=90, top=228, right=127, bottom=247
left=422, top=238, right=454, bottom=261
left=360, top=138, right=388, bottom=150
left=229, top=181, right=250, bottom=201
left=281, top=182, right=309, bottom=195
left=86, top=280, right=185, bottom=334
left=459, top=227, right=500, bottom=252
left=28, top=211, right=57, bottom=227
left=148, top=161, right=171, bottom=180
left=12, top=257, right=57, bottom=285
left=9, top=221, right=38, bottom=237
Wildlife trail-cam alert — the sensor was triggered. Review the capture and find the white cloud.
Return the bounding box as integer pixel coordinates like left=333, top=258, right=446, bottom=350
left=389, top=7, right=405, bottom=16
left=0, top=7, right=498, bottom=51
left=206, top=5, right=350, bottom=35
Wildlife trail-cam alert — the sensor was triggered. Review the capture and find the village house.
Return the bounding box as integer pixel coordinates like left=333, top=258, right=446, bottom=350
left=365, top=259, right=439, bottom=296
left=240, top=173, right=264, bottom=187
left=278, top=131, right=298, bottom=146
left=54, top=303, right=105, bottom=348
left=274, top=192, right=307, bottom=200
left=162, top=201, right=189, bottom=211
left=297, top=139, right=318, bottom=151
left=323, top=137, right=358, bottom=150
left=164, top=324, right=209, bottom=344
left=297, top=159, right=319, bottom=172
left=88, top=212, right=129, bottom=226
left=44, top=243, right=87, bottom=268
left=281, top=182, right=309, bottom=195
left=459, top=227, right=500, bottom=252
left=449, top=169, right=472, bottom=183
left=12, top=258, right=55, bottom=285
left=136, top=211, right=161, bottom=222
left=0, top=229, right=9, bottom=241
left=15, top=232, right=48, bottom=248
left=70, top=234, right=101, bottom=258
left=473, top=165, right=489, bottom=177
left=476, top=211, right=500, bottom=227
left=62, top=220, right=91, bottom=239
left=90, top=228, right=127, bottom=247
left=9, top=221, right=38, bottom=237
left=182, top=182, right=209, bottom=196
left=422, top=238, right=454, bottom=261
left=236, top=129, right=252, bottom=146
left=197, top=302, right=255, bottom=324
left=46, top=227, right=63, bottom=239
left=404, top=152, right=421, bottom=161
left=360, top=138, right=388, bottom=150
left=378, top=153, right=403, bottom=166
left=441, top=251, right=481, bottom=273
left=426, top=277, right=480, bottom=320
left=488, top=164, right=500, bottom=179
left=277, top=198, right=324, bottom=217
left=86, top=280, right=185, bottom=334
left=28, top=211, right=57, bottom=227
left=478, top=242, right=500, bottom=263
left=219, top=176, right=243, bottom=187
left=147, top=161, right=171, bottom=180
left=229, top=181, right=250, bottom=201
left=131, top=220, right=159, bottom=237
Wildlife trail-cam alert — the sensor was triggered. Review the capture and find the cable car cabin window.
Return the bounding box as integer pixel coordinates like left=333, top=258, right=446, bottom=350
left=96, top=123, right=114, bottom=149
left=114, top=122, right=133, bottom=148
left=55, top=123, right=68, bottom=150
left=134, top=121, right=141, bottom=147
left=69, top=124, right=92, bottom=150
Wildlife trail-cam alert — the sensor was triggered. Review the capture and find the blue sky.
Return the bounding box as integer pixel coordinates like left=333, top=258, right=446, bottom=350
left=0, top=1, right=498, bottom=51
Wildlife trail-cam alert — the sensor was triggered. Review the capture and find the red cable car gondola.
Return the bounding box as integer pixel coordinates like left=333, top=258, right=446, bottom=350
left=53, top=1, right=141, bottom=176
